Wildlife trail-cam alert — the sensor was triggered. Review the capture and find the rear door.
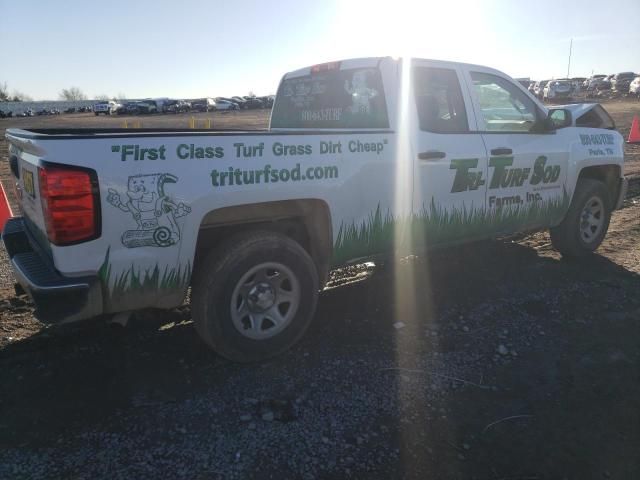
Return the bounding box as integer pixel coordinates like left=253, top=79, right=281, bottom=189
left=411, top=60, right=488, bottom=246
left=462, top=68, right=569, bottom=232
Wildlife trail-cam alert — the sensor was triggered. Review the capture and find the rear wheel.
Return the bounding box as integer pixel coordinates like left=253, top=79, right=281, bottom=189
left=192, top=231, right=319, bottom=362
left=550, top=178, right=612, bottom=257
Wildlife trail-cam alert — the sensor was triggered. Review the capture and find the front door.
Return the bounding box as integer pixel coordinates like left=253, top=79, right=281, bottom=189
left=411, top=60, right=489, bottom=248
left=463, top=69, right=569, bottom=233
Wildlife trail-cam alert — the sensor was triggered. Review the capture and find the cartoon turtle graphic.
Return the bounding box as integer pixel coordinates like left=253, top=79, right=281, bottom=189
left=106, top=173, right=191, bottom=248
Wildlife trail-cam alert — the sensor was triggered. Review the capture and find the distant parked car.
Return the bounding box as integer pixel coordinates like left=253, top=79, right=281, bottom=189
left=163, top=100, right=191, bottom=113
left=242, top=96, right=264, bottom=109
left=570, top=77, right=586, bottom=94
left=191, top=98, right=216, bottom=112
left=77, top=106, right=92, bottom=113
left=214, top=99, right=239, bottom=111
left=598, top=75, right=614, bottom=91
left=610, top=72, right=636, bottom=93
left=64, top=107, right=76, bottom=114
left=583, top=75, right=604, bottom=90
left=258, top=95, right=275, bottom=108
left=94, top=100, right=121, bottom=115
left=630, top=76, right=640, bottom=96
left=231, top=96, right=248, bottom=109
left=134, top=100, right=158, bottom=115
left=533, top=80, right=549, bottom=99
left=544, top=79, right=572, bottom=101
left=119, top=102, right=136, bottom=115
left=0, top=110, right=12, bottom=118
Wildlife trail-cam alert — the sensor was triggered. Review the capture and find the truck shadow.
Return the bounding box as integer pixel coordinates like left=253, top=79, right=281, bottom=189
left=1, top=239, right=639, bottom=478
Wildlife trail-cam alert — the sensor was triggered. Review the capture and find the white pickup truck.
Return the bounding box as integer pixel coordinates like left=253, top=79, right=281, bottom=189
left=93, top=100, right=121, bottom=116
left=3, top=57, right=627, bottom=361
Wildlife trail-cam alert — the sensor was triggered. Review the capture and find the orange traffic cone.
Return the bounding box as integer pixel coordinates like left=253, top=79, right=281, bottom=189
left=628, top=114, right=640, bottom=144
left=0, top=182, right=14, bottom=232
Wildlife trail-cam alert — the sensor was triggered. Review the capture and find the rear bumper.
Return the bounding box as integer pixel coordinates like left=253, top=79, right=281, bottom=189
left=2, top=217, right=103, bottom=323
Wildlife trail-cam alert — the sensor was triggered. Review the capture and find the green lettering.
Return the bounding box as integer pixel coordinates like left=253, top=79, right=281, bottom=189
left=177, top=144, right=189, bottom=159
left=450, top=158, right=480, bottom=193
left=530, top=156, right=547, bottom=185
left=210, top=170, right=219, bottom=187
left=121, top=145, right=134, bottom=162
left=489, top=156, right=514, bottom=189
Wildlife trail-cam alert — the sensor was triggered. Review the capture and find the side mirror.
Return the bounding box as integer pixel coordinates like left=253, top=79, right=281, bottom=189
left=547, top=108, right=572, bottom=130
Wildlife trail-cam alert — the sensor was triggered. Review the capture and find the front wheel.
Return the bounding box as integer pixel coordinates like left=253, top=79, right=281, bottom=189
left=192, top=231, right=319, bottom=362
left=550, top=178, right=612, bottom=257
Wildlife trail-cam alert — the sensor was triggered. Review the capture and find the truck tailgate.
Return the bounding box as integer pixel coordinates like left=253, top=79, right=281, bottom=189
left=6, top=135, right=49, bottom=245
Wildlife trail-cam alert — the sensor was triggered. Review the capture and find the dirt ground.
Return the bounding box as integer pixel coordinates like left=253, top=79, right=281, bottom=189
left=0, top=102, right=638, bottom=479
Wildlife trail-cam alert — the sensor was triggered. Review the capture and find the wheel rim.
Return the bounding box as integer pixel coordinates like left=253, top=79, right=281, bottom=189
left=579, top=196, right=605, bottom=244
left=230, top=262, right=300, bottom=340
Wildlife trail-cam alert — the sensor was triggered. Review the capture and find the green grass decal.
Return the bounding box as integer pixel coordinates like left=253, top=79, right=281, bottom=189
left=98, top=247, right=191, bottom=307
left=333, top=189, right=570, bottom=265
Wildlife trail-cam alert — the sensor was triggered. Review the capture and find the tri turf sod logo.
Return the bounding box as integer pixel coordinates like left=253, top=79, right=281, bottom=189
left=450, top=156, right=561, bottom=193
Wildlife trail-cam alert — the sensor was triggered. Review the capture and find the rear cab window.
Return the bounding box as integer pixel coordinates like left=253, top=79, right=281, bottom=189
left=271, top=65, right=389, bottom=129
left=413, top=67, right=469, bottom=133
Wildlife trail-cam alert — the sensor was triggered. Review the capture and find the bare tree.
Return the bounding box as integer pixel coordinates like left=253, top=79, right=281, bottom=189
left=0, top=82, right=9, bottom=102
left=94, top=94, right=110, bottom=101
left=116, top=92, right=127, bottom=101
left=10, top=90, right=33, bottom=102
left=247, top=90, right=256, bottom=97
left=59, top=87, right=87, bottom=101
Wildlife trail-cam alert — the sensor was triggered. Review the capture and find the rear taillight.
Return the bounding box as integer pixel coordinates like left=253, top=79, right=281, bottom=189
left=38, top=165, right=100, bottom=245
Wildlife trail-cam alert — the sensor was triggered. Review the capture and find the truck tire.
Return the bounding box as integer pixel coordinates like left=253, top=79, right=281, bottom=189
left=192, top=231, right=319, bottom=362
left=550, top=178, right=611, bottom=257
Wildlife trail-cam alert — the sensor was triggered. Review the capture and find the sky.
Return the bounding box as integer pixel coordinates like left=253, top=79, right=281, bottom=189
left=1, top=0, right=638, bottom=100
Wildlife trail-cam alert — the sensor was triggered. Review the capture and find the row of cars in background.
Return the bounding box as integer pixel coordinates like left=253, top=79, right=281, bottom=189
left=519, top=71, right=639, bottom=102
left=0, top=105, right=93, bottom=118
left=93, top=95, right=275, bottom=116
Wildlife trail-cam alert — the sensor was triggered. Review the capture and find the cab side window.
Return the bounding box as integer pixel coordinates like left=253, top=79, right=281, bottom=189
left=414, top=67, right=468, bottom=133
left=470, top=72, right=539, bottom=133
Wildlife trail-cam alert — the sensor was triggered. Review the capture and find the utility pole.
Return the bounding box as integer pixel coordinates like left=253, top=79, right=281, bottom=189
left=567, top=38, right=573, bottom=78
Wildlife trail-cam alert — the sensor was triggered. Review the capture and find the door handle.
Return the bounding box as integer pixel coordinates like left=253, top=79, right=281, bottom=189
left=418, top=150, right=446, bottom=161
left=490, top=147, right=513, bottom=156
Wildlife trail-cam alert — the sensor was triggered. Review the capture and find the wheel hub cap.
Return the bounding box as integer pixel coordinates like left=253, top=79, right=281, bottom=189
left=247, top=283, right=275, bottom=311
left=230, top=262, right=301, bottom=340
left=579, top=196, right=604, bottom=243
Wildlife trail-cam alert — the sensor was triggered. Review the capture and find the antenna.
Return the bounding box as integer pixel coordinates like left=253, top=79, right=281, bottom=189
left=567, top=38, right=573, bottom=78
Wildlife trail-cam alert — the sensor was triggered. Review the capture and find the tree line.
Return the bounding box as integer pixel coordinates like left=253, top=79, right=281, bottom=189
left=1, top=82, right=126, bottom=102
